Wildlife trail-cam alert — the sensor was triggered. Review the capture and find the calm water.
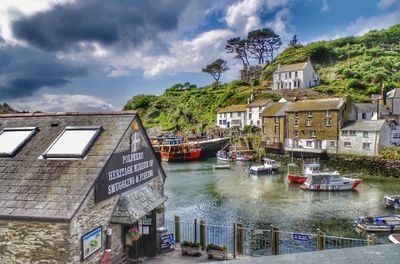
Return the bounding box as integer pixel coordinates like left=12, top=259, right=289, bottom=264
left=163, top=158, right=400, bottom=239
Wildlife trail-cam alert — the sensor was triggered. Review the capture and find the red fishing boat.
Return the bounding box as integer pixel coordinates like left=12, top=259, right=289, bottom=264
left=287, top=162, right=321, bottom=183
left=160, top=138, right=201, bottom=162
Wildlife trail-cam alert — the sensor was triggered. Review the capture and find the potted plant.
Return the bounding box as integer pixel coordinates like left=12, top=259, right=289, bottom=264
left=127, top=227, right=141, bottom=242
left=181, top=241, right=201, bottom=256
left=206, top=243, right=229, bottom=260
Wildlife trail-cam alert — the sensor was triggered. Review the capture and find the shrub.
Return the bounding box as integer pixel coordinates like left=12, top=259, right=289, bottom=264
left=251, top=79, right=260, bottom=86
left=181, top=241, right=201, bottom=248
left=347, top=79, right=365, bottom=90
left=206, top=243, right=227, bottom=251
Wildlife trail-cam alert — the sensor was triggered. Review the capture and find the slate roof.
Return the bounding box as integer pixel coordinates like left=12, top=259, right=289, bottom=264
left=262, top=103, right=287, bottom=117
left=387, top=88, right=400, bottom=98
left=111, top=184, right=167, bottom=224
left=355, top=103, right=388, bottom=113
left=286, top=98, right=346, bottom=112
left=0, top=111, right=142, bottom=221
left=218, top=104, right=247, bottom=113
left=247, top=99, right=272, bottom=108
left=341, top=120, right=387, bottom=132
left=274, top=62, right=307, bottom=73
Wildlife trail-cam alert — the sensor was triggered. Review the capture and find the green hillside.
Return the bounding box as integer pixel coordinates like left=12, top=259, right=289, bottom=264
left=124, top=24, right=400, bottom=131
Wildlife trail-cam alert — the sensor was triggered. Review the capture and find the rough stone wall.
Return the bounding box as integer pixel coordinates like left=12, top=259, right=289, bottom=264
left=287, top=110, right=340, bottom=140
left=0, top=220, right=70, bottom=264
left=262, top=117, right=285, bottom=144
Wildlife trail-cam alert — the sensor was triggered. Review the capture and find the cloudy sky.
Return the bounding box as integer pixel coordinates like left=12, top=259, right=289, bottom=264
left=1, top=0, right=399, bottom=112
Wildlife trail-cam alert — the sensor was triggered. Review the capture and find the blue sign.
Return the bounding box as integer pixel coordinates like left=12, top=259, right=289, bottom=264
left=160, top=233, right=175, bottom=253
left=292, top=233, right=310, bottom=242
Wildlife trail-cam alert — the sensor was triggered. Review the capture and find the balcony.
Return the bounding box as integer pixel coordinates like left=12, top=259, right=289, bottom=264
left=264, top=142, right=283, bottom=149
left=284, top=139, right=326, bottom=153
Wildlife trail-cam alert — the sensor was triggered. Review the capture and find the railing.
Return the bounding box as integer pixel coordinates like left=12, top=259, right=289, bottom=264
left=164, top=217, right=376, bottom=258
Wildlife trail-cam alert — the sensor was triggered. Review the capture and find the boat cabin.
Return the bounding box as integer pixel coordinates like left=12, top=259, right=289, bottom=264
left=303, top=163, right=321, bottom=175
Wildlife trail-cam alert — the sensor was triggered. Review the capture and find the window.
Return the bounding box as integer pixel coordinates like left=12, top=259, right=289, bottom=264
left=295, top=71, right=298, bottom=77
left=325, top=118, right=331, bottom=127
left=289, top=82, right=291, bottom=89
left=306, top=119, right=312, bottom=127
left=223, top=113, right=226, bottom=118
left=219, top=120, right=222, bottom=125
left=310, top=130, right=316, bottom=138
left=363, top=143, right=371, bottom=150
left=259, top=113, right=261, bottom=118
left=330, top=141, right=335, bottom=147
left=344, top=142, right=351, bottom=148
left=350, top=131, right=356, bottom=136
left=249, top=113, right=252, bottom=119
left=294, top=119, right=299, bottom=127
left=0, top=127, right=37, bottom=157
left=223, top=120, right=227, bottom=125
left=342, top=130, right=348, bottom=136
left=259, top=107, right=262, bottom=112
left=294, top=81, right=297, bottom=88
left=363, top=131, right=369, bottom=138
left=275, top=117, right=279, bottom=124
left=294, top=112, right=299, bottom=118
left=238, top=112, right=241, bottom=117
left=250, top=120, right=253, bottom=125
left=294, top=130, right=299, bottom=137
left=42, top=126, right=102, bottom=159
left=362, top=113, right=367, bottom=120
left=274, top=126, right=279, bottom=135
left=326, top=110, right=330, bottom=117
left=257, top=120, right=260, bottom=126
left=307, top=111, right=312, bottom=117
left=230, top=113, right=232, bottom=118
left=279, top=73, right=281, bottom=80
left=306, top=141, right=312, bottom=147
left=285, top=72, right=288, bottom=79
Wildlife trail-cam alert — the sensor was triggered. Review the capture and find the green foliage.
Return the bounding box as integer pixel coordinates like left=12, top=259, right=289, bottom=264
left=379, top=147, right=400, bottom=160
left=206, top=243, right=227, bottom=252
left=124, top=95, right=156, bottom=110
left=243, top=125, right=259, bottom=134
left=182, top=241, right=201, bottom=248
left=251, top=79, right=260, bottom=86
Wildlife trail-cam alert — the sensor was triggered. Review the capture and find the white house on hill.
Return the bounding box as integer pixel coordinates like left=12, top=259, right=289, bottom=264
left=272, top=60, right=320, bottom=90
left=217, top=105, right=247, bottom=130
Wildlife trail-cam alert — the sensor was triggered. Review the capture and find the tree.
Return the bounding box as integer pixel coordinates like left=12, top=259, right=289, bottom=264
left=225, top=37, right=249, bottom=67
left=246, top=28, right=282, bottom=64
left=288, top=35, right=298, bottom=47
left=202, top=59, right=229, bottom=88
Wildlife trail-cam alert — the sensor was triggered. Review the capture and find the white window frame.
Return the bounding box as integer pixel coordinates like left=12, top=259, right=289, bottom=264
left=363, top=131, right=369, bottom=138
left=42, top=126, right=102, bottom=159
left=362, top=143, right=371, bottom=150
left=0, top=127, right=38, bottom=157
left=306, top=119, right=312, bottom=127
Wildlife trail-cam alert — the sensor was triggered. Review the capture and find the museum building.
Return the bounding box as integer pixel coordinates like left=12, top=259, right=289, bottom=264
left=0, top=111, right=167, bottom=263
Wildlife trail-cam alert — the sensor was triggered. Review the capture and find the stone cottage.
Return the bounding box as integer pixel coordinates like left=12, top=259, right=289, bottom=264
left=0, top=111, right=167, bottom=263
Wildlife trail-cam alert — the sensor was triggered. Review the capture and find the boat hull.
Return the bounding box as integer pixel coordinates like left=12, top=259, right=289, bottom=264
left=389, top=234, right=400, bottom=244
left=356, top=223, right=400, bottom=232
left=160, top=149, right=201, bottom=162
left=287, top=174, right=307, bottom=184
left=301, top=179, right=361, bottom=191
left=249, top=167, right=279, bottom=174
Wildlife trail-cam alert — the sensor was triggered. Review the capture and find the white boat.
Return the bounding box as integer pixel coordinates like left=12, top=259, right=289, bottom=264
left=217, top=150, right=233, bottom=161
left=301, top=172, right=361, bottom=191
left=249, top=158, right=280, bottom=174
left=213, top=164, right=231, bottom=170
left=389, top=234, right=400, bottom=244
left=354, top=215, right=400, bottom=232
left=384, top=195, right=400, bottom=209
left=235, top=153, right=250, bottom=161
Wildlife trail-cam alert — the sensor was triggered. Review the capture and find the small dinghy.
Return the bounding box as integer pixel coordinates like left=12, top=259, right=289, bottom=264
left=354, top=215, right=400, bottom=232
left=249, top=158, right=280, bottom=174
left=213, top=164, right=231, bottom=170
left=384, top=195, right=400, bottom=209
left=389, top=234, right=400, bottom=244
left=235, top=153, right=250, bottom=161
left=217, top=150, right=233, bottom=161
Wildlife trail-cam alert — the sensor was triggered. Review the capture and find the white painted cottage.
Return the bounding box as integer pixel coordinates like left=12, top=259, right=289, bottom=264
left=388, top=120, right=400, bottom=146
left=272, top=60, right=320, bottom=90
left=217, top=105, right=247, bottom=130
left=338, top=120, right=391, bottom=157
left=354, top=103, right=389, bottom=120
left=246, top=99, right=272, bottom=128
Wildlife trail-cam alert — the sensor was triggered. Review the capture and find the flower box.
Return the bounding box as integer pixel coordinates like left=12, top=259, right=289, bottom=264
left=181, top=246, right=201, bottom=256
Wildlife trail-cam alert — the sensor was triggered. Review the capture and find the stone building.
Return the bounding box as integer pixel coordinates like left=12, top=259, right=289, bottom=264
left=246, top=99, right=272, bottom=128
left=338, top=120, right=391, bottom=157
left=261, top=102, right=290, bottom=150
left=216, top=105, right=247, bottom=130
left=285, top=98, right=355, bottom=154
left=386, top=88, right=400, bottom=118
left=272, top=60, right=320, bottom=90
left=0, top=111, right=167, bottom=263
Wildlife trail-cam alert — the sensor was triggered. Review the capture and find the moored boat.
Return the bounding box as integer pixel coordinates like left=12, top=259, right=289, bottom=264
left=287, top=162, right=320, bottom=184
left=384, top=195, right=400, bottom=209
left=160, top=139, right=201, bottom=162
left=300, top=172, right=361, bottom=191
left=235, top=153, right=250, bottom=161
left=249, top=158, right=280, bottom=174
left=389, top=234, right=400, bottom=243
left=217, top=150, right=234, bottom=161
left=354, top=215, right=400, bottom=232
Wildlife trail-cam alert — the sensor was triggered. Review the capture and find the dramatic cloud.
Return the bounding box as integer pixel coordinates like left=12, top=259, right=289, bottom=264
left=8, top=93, right=113, bottom=112
left=11, top=0, right=188, bottom=52
left=0, top=45, right=87, bottom=99
left=346, top=10, right=400, bottom=35
left=377, top=0, right=398, bottom=9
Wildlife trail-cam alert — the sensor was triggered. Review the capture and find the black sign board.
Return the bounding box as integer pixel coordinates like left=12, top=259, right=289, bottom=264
left=160, top=233, right=175, bottom=253
left=95, top=119, right=160, bottom=203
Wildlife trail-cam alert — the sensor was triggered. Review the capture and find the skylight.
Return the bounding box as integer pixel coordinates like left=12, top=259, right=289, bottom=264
left=0, top=127, right=38, bottom=157
left=43, top=126, right=102, bottom=159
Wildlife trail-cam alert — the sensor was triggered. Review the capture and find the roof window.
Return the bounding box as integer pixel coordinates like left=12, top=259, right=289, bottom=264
left=0, top=127, right=38, bottom=157
left=43, top=126, right=102, bottom=159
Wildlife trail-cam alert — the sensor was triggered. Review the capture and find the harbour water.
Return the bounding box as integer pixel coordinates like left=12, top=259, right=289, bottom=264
left=163, top=158, right=400, bottom=241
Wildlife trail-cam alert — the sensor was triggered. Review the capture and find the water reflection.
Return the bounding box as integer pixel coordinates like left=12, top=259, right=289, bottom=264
left=163, top=158, right=399, bottom=240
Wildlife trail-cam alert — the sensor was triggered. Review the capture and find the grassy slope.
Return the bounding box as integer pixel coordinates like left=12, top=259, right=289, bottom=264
left=125, top=24, right=400, bottom=131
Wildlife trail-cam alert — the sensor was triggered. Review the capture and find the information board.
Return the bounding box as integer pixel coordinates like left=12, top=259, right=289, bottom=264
left=160, top=233, right=175, bottom=253
left=81, top=226, right=102, bottom=260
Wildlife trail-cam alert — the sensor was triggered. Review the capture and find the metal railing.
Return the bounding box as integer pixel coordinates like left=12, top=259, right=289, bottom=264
left=165, top=217, right=376, bottom=258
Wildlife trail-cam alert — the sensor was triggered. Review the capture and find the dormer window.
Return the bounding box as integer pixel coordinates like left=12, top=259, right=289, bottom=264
left=0, top=127, right=38, bottom=157
left=42, top=126, right=102, bottom=159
